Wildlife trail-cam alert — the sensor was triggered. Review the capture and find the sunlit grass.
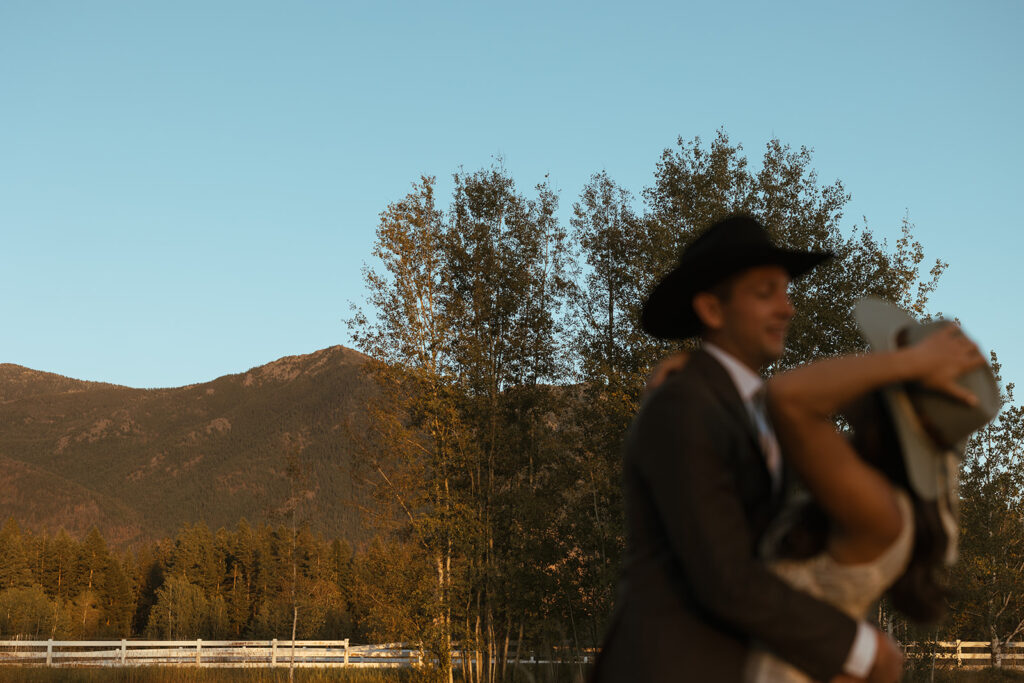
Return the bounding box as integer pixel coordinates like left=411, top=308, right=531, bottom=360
left=0, top=665, right=596, bottom=683
left=0, top=664, right=600, bottom=683
left=0, top=668, right=424, bottom=683
left=932, top=670, right=1024, bottom=681
left=900, top=667, right=1024, bottom=682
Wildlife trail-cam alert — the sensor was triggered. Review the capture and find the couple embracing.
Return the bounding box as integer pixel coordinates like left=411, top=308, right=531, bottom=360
left=592, top=215, right=1000, bottom=682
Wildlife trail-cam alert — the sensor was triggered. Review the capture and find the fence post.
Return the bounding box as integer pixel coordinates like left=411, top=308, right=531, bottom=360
left=46, top=639, right=53, bottom=667
left=272, top=638, right=278, bottom=665
left=956, top=640, right=962, bottom=668
left=121, top=639, right=127, bottom=665
left=343, top=638, right=349, bottom=666
left=196, top=638, right=202, bottom=665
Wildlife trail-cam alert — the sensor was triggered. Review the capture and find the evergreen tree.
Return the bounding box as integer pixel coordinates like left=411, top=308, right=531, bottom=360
left=131, top=541, right=167, bottom=637
left=76, top=527, right=111, bottom=592
left=39, top=529, right=79, bottom=601
left=98, top=557, right=134, bottom=636
left=167, top=522, right=221, bottom=595
left=326, top=538, right=357, bottom=638
left=224, top=521, right=257, bottom=636
left=0, top=518, right=33, bottom=590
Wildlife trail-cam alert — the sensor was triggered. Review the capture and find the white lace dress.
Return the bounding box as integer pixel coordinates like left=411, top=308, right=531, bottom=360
left=745, top=491, right=914, bottom=683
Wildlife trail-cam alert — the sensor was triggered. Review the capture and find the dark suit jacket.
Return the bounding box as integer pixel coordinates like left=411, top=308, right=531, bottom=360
left=592, top=350, right=858, bottom=682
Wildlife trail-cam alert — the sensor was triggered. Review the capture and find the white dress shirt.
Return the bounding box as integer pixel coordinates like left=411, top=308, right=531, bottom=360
left=703, top=343, right=782, bottom=487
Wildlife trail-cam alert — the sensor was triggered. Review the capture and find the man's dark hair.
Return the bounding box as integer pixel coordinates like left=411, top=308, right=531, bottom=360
left=694, top=273, right=740, bottom=337
left=707, top=275, right=738, bottom=303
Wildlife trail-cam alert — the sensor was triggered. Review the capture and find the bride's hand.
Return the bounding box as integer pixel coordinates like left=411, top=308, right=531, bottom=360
left=908, top=323, right=986, bottom=405
left=644, top=352, right=690, bottom=396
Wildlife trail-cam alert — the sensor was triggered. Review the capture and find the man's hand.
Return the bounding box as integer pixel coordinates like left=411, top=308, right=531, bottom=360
left=866, top=630, right=903, bottom=683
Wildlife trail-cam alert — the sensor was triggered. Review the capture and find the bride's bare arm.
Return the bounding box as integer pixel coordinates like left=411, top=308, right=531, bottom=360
left=769, top=395, right=902, bottom=557
left=769, top=324, right=983, bottom=419
left=767, top=324, right=984, bottom=557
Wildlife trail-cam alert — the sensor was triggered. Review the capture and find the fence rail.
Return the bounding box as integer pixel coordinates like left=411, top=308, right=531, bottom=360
left=0, top=640, right=593, bottom=669
left=0, top=639, right=425, bottom=668
left=904, top=641, right=1024, bottom=669
left=31, top=638, right=1024, bottom=670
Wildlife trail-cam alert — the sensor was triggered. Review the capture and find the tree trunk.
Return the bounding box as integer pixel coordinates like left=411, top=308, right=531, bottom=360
left=511, top=619, right=524, bottom=683
left=566, top=593, right=583, bottom=681
left=500, top=618, right=511, bottom=682
left=475, top=613, right=483, bottom=683
left=991, top=631, right=1004, bottom=668
left=289, top=604, right=297, bottom=683
left=464, top=611, right=474, bottom=683
left=487, top=612, right=495, bottom=683
left=436, top=553, right=453, bottom=683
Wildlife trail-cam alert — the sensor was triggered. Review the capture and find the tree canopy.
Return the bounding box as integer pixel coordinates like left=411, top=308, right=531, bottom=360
left=347, top=130, right=959, bottom=681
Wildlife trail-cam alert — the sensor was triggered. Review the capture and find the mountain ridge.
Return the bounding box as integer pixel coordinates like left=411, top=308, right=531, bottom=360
left=0, top=345, right=376, bottom=547
left=0, top=363, right=129, bottom=402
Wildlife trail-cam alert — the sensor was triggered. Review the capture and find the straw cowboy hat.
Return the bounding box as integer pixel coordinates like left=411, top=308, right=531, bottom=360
left=854, top=296, right=1001, bottom=563
left=641, top=214, right=832, bottom=339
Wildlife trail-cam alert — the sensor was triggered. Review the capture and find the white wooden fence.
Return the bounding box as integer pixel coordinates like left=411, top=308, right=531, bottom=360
left=0, top=639, right=424, bottom=668
left=37, top=639, right=1024, bottom=670
left=904, top=641, right=1024, bottom=669
left=0, top=639, right=595, bottom=669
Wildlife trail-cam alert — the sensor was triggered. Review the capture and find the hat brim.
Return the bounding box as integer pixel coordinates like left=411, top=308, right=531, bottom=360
left=852, top=297, right=914, bottom=353
left=854, top=298, right=953, bottom=501
left=641, top=246, right=831, bottom=339
left=854, top=297, right=999, bottom=502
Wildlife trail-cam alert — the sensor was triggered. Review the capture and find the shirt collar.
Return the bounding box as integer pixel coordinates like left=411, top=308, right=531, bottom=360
left=702, top=342, right=764, bottom=402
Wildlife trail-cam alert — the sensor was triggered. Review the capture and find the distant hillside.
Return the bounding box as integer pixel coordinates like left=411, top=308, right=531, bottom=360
left=0, top=347, right=377, bottom=547
left=0, top=364, right=122, bottom=402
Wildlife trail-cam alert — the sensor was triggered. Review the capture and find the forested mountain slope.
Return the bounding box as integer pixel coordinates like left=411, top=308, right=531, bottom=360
left=0, top=347, right=375, bottom=546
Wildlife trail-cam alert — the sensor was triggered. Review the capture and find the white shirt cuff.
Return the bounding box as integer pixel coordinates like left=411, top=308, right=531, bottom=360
left=844, top=621, right=878, bottom=678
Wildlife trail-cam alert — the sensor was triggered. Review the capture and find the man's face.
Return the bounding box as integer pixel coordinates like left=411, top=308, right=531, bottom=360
left=702, top=265, right=795, bottom=370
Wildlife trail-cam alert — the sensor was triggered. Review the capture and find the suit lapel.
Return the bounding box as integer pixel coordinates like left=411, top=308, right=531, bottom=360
left=689, top=350, right=780, bottom=496
left=689, top=350, right=761, bottom=448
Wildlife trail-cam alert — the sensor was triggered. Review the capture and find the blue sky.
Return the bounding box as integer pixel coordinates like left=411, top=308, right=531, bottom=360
left=1, top=1, right=1021, bottom=390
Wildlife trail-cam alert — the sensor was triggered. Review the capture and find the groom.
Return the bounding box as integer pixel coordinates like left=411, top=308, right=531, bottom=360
left=592, top=215, right=903, bottom=681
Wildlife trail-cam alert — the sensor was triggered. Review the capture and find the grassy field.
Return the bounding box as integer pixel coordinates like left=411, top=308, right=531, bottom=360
left=926, top=672, right=1024, bottom=682
left=3, top=666, right=1024, bottom=683
left=0, top=665, right=593, bottom=683
left=0, top=669, right=426, bottom=683
left=904, top=668, right=1024, bottom=682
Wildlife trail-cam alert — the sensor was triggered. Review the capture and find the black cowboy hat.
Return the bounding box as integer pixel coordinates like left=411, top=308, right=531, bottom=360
left=640, top=214, right=833, bottom=339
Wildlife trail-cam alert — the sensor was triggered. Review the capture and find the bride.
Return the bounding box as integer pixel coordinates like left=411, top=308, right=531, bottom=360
left=649, top=298, right=999, bottom=683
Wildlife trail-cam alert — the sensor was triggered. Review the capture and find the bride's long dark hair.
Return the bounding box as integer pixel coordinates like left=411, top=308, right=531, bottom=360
left=777, top=391, right=950, bottom=623
left=846, top=391, right=950, bottom=623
